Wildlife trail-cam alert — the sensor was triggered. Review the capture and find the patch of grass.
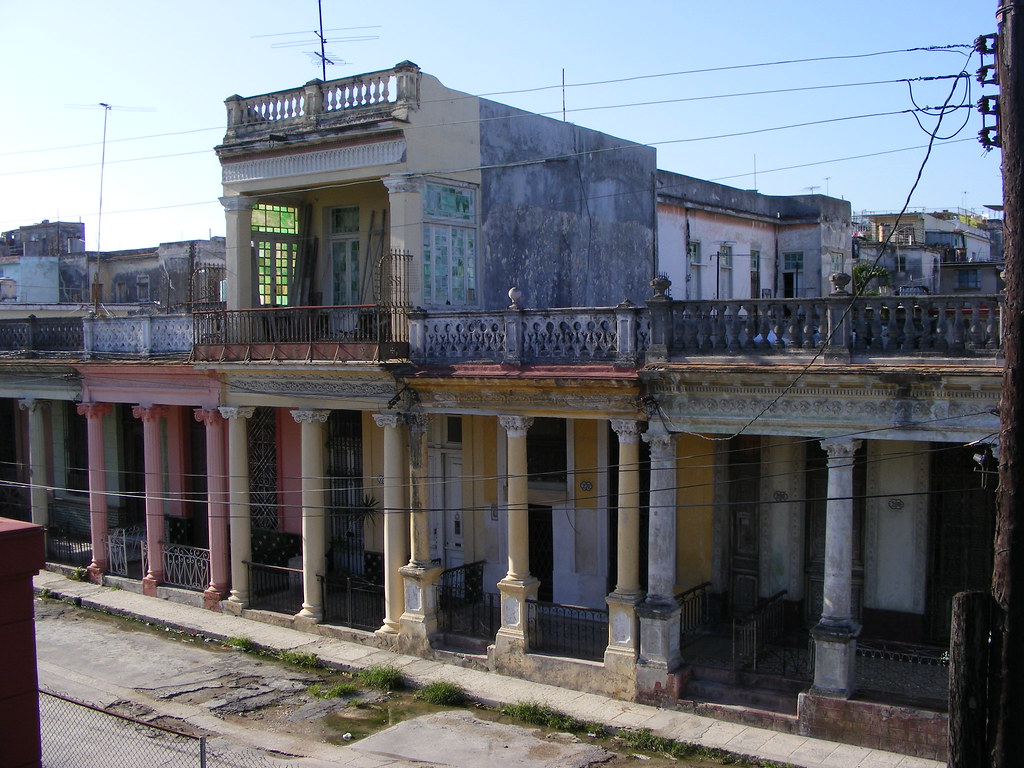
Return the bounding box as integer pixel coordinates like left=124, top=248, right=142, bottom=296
left=309, top=681, right=360, bottom=699
left=67, top=567, right=88, bottom=582
left=38, top=587, right=54, bottom=600
left=107, top=583, right=121, bottom=591
left=357, top=664, right=404, bottom=691
left=226, top=636, right=257, bottom=653
left=501, top=701, right=603, bottom=736
left=414, top=680, right=467, bottom=706
left=616, top=728, right=791, bottom=767
left=279, top=649, right=323, bottom=669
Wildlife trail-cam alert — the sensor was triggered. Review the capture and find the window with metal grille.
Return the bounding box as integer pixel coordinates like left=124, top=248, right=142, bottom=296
left=247, top=407, right=278, bottom=530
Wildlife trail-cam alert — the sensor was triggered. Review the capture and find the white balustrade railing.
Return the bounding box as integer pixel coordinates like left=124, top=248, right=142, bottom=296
left=85, top=315, right=193, bottom=357
left=162, top=544, right=211, bottom=592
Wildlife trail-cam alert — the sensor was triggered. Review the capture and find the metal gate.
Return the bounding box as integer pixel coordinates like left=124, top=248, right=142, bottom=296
left=107, top=527, right=147, bottom=578
left=248, top=407, right=278, bottom=531
left=327, top=410, right=365, bottom=575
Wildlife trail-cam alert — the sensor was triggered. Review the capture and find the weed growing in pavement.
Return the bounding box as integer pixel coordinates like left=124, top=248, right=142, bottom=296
left=357, top=664, right=405, bottom=691
left=38, top=588, right=54, bottom=600
left=67, top=567, right=88, bottom=582
left=414, top=680, right=467, bottom=706
left=616, top=728, right=793, bottom=767
left=309, top=681, right=360, bottom=699
left=500, top=701, right=605, bottom=737
left=279, top=649, right=322, bottom=669
left=226, top=636, right=257, bottom=653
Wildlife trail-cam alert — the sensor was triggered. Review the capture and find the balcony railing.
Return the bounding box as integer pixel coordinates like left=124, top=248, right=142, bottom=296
left=319, top=573, right=384, bottom=631
left=526, top=600, right=609, bottom=662
left=0, top=314, right=192, bottom=357
left=224, top=62, right=422, bottom=141
left=192, top=304, right=382, bottom=362
left=0, top=317, right=82, bottom=353
left=246, top=561, right=303, bottom=615
left=162, top=544, right=211, bottom=592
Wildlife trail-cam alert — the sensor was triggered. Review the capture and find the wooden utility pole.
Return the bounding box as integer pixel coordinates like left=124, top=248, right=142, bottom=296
left=994, top=1, right=1024, bottom=764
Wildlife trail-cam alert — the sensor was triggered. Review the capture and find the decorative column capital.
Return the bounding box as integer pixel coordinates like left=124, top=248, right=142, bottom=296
left=820, top=437, right=862, bottom=463
left=642, top=428, right=676, bottom=457
left=219, top=194, right=256, bottom=212
left=374, top=412, right=402, bottom=429
left=382, top=174, right=423, bottom=195
left=219, top=406, right=255, bottom=421
left=132, top=405, right=168, bottom=423
left=499, top=415, right=533, bottom=439
left=18, top=398, right=47, bottom=413
left=77, top=402, right=112, bottom=420
left=194, top=408, right=224, bottom=426
left=291, top=409, right=330, bottom=424
left=610, top=419, right=643, bottom=443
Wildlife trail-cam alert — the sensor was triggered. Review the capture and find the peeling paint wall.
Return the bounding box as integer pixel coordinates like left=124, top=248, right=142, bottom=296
left=479, top=101, right=656, bottom=309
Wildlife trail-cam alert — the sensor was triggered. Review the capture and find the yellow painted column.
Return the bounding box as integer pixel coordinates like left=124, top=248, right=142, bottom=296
left=606, top=419, right=644, bottom=670
left=220, top=406, right=254, bottom=609
left=219, top=195, right=255, bottom=310
left=399, top=413, right=443, bottom=651
left=494, top=415, right=538, bottom=659
left=374, top=412, right=408, bottom=634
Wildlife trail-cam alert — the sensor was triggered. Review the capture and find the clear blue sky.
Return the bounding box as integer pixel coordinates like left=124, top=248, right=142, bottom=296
left=0, top=0, right=1003, bottom=251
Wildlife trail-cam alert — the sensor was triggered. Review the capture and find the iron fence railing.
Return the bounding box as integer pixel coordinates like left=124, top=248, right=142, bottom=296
left=246, top=561, right=303, bottom=615
left=675, top=581, right=713, bottom=643
left=39, top=690, right=274, bottom=768
left=526, top=600, right=609, bottom=662
left=854, top=640, right=950, bottom=702
left=45, top=527, right=92, bottom=567
left=732, top=590, right=787, bottom=670
left=437, top=561, right=499, bottom=640
left=319, top=573, right=384, bottom=631
left=162, top=543, right=210, bottom=592
left=107, top=527, right=147, bottom=578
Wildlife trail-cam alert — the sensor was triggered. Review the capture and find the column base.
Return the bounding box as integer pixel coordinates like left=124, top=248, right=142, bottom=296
left=810, top=620, right=860, bottom=698
left=225, top=590, right=248, bottom=614
left=635, top=598, right=683, bottom=703
left=142, top=574, right=161, bottom=597
left=202, top=587, right=225, bottom=611
left=493, top=575, right=539, bottom=661
left=398, top=562, right=443, bottom=655
left=294, top=610, right=322, bottom=629
left=86, top=563, right=105, bottom=585
left=604, top=590, right=643, bottom=665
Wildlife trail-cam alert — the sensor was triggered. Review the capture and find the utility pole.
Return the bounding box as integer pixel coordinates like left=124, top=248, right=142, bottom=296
left=994, top=1, right=1024, bottom=764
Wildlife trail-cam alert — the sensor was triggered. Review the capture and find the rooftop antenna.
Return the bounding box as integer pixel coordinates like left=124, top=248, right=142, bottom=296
left=824, top=176, right=831, bottom=196
left=254, top=0, right=379, bottom=80
left=65, top=102, right=154, bottom=252
left=805, top=185, right=821, bottom=195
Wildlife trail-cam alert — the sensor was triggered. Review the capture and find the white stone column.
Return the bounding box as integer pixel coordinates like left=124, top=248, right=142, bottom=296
left=606, top=419, right=644, bottom=671
left=220, top=195, right=255, bottom=311
left=194, top=408, right=229, bottom=610
left=133, top=405, right=168, bottom=597
left=19, top=399, right=49, bottom=530
left=292, top=409, right=329, bottom=623
left=636, top=425, right=682, bottom=698
left=78, top=402, right=112, bottom=582
left=220, top=406, right=254, bottom=610
left=399, top=413, right=443, bottom=651
left=382, top=175, right=423, bottom=305
left=494, top=415, right=538, bottom=660
left=811, top=437, right=862, bottom=698
left=374, top=412, right=408, bottom=635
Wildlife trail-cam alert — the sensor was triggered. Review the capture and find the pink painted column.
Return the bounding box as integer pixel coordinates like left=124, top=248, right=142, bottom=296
left=77, top=402, right=112, bottom=583
left=165, top=407, right=187, bottom=518
left=133, top=405, right=167, bottom=596
left=195, top=408, right=228, bottom=610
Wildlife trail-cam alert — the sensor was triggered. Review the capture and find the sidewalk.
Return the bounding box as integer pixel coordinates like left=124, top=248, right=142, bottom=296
left=33, top=570, right=943, bottom=768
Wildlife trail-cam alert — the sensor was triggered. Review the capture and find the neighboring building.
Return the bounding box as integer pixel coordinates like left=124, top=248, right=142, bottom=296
left=853, top=209, right=1003, bottom=296
left=0, top=62, right=1001, bottom=763
left=658, top=173, right=852, bottom=300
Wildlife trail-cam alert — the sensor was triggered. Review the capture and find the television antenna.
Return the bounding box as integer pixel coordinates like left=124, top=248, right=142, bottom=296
left=254, top=0, right=379, bottom=80
left=66, top=102, right=154, bottom=253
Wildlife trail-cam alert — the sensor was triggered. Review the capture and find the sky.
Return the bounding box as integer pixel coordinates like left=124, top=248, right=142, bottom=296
left=0, top=0, right=1004, bottom=252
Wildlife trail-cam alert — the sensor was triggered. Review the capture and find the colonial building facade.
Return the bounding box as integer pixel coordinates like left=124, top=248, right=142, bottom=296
left=0, top=63, right=1001, bottom=761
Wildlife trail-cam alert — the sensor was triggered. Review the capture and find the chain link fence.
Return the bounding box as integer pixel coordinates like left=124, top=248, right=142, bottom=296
left=39, top=691, right=277, bottom=767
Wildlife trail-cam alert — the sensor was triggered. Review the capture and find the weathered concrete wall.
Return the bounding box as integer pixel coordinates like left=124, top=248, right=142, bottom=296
left=479, top=101, right=656, bottom=310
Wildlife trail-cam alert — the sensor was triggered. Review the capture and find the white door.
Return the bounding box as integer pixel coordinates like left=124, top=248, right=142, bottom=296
left=443, top=454, right=464, bottom=568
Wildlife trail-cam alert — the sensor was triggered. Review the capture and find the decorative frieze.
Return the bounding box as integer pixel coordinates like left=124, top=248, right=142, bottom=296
left=222, top=140, right=406, bottom=183
left=228, top=374, right=396, bottom=400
